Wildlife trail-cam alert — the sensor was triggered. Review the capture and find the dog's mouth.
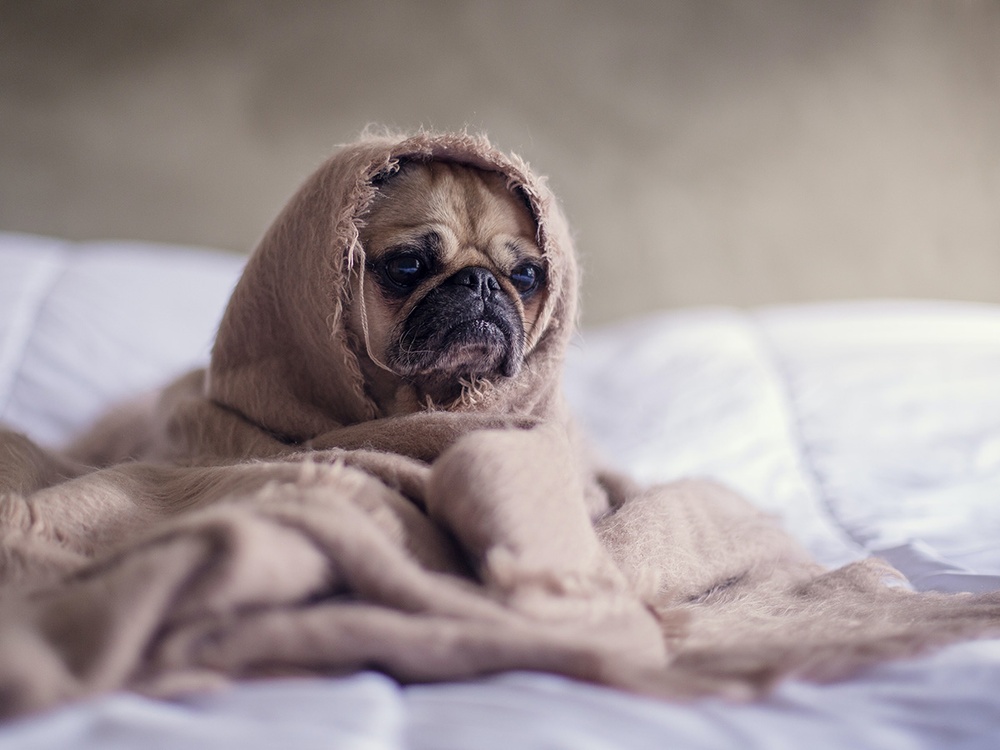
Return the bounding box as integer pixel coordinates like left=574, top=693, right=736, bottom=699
left=393, top=313, right=521, bottom=379
left=388, top=288, right=525, bottom=384
left=435, top=317, right=511, bottom=372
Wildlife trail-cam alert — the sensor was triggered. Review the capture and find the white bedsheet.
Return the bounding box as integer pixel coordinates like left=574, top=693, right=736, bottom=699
left=1, top=231, right=999, bottom=749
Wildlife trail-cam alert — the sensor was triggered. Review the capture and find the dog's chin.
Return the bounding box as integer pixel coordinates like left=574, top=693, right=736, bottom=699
left=389, top=318, right=524, bottom=400
left=389, top=317, right=524, bottom=395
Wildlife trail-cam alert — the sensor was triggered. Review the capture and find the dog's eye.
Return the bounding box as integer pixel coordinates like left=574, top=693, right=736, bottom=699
left=383, top=254, right=427, bottom=288
left=509, top=262, right=543, bottom=297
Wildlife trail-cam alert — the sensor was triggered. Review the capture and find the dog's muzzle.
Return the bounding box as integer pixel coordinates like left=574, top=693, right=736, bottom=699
left=390, top=267, right=525, bottom=379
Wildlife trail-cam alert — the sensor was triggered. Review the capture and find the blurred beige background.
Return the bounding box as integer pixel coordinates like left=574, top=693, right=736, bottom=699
left=1, top=0, right=998, bottom=325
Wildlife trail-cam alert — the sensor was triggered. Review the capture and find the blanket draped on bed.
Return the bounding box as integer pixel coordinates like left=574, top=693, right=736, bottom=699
left=1, top=132, right=999, bottom=719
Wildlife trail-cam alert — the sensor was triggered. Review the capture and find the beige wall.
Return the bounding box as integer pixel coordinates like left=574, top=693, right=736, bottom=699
left=2, top=0, right=998, bottom=324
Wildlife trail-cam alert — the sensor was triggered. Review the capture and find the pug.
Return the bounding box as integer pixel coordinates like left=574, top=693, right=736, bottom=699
left=351, top=160, right=548, bottom=414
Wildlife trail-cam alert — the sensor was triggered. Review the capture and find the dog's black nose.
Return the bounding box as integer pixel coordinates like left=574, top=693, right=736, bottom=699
left=446, top=267, right=500, bottom=298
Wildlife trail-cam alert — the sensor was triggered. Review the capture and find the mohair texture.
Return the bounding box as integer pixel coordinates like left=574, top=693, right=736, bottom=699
left=1, top=131, right=999, bottom=719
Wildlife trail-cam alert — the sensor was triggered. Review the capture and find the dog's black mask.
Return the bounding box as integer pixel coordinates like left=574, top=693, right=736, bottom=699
left=388, top=266, right=525, bottom=384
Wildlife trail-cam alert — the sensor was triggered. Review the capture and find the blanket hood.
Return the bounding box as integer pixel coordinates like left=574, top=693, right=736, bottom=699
left=207, top=132, right=578, bottom=443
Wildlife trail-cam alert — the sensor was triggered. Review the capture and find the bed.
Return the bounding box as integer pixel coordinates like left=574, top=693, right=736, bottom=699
left=1, top=230, right=999, bottom=749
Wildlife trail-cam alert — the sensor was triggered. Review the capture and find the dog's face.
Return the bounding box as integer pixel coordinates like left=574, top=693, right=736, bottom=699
left=353, top=160, right=546, bottom=410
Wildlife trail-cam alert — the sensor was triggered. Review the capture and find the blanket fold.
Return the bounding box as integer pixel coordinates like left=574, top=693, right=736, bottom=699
left=2, top=130, right=999, bottom=719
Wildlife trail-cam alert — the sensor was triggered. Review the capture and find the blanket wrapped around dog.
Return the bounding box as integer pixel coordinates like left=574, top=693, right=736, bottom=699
left=2, top=132, right=999, bottom=719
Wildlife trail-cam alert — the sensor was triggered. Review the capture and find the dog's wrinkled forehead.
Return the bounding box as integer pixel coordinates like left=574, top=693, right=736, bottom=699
left=374, top=157, right=535, bottom=214
left=363, top=160, right=540, bottom=261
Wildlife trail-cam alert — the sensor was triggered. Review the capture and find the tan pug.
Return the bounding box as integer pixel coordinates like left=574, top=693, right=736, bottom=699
left=352, top=160, right=548, bottom=414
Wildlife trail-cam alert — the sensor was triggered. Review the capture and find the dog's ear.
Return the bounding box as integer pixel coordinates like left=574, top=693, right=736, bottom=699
left=370, top=159, right=407, bottom=187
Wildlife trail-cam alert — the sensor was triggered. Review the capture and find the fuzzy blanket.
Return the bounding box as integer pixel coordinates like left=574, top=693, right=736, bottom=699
left=2, top=132, right=999, bottom=719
